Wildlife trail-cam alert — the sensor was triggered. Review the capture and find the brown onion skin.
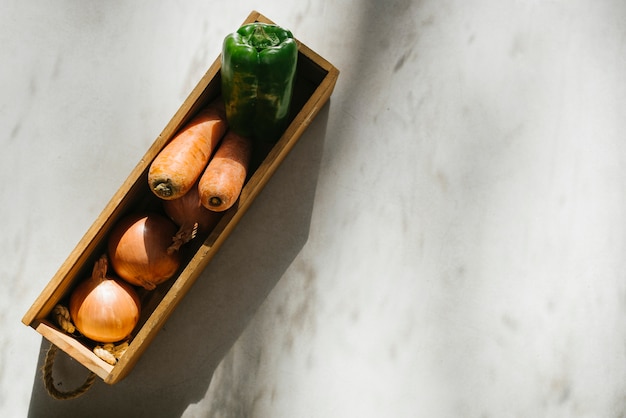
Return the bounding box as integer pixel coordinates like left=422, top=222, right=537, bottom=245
left=69, top=257, right=141, bottom=343
left=163, top=185, right=222, bottom=236
left=108, top=212, right=181, bottom=290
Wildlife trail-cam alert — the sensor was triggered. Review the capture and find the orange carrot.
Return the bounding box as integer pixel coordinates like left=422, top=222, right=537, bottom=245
left=198, top=131, right=252, bottom=212
left=148, top=101, right=227, bottom=200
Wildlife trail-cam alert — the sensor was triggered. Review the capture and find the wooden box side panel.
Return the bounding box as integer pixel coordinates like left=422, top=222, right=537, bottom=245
left=35, top=320, right=114, bottom=380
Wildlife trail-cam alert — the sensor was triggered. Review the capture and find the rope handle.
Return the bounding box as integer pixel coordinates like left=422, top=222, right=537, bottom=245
left=42, top=344, right=97, bottom=400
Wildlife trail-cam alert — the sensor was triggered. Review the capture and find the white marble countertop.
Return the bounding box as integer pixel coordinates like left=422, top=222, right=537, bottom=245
left=3, top=0, right=626, bottom=417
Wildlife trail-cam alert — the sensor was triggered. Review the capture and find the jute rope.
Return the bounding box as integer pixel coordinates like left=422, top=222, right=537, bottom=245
left=42, top=344, right=97, bottom=400
left=52, top=304, right=75, bottom=334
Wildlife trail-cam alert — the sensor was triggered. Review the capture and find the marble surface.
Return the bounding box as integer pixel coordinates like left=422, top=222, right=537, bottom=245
left=3, top=0, right=626, bottom=416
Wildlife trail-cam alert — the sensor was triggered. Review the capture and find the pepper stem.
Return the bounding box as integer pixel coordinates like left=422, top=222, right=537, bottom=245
left=249, top=24, right=279, bottom=50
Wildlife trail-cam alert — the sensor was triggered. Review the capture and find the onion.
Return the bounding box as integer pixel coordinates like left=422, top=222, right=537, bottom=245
left=108, top=212, right=181, bottom=290
left=69, top=255, right=141, bottom=343
left=163, top=185, right=223, bottom=244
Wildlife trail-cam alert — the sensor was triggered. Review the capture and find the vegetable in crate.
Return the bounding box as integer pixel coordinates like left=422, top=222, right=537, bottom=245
left=221, top=22, right=298, bottom=142
left=163, top=183, right=223, bottom=241
left=148, top=102, right=228, bottom=200
left=108, top=212, right=182, bottom=290
left=199, top=131, right=252, bottom=212
left=69, top=255, right=141, bottom=343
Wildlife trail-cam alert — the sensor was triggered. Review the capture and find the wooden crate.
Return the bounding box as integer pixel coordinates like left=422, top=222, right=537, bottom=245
left=22, top=10, right=339, bottom=385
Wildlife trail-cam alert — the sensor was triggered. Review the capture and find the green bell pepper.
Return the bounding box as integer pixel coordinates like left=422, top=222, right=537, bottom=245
left=221, top=22, right=298, bottom=142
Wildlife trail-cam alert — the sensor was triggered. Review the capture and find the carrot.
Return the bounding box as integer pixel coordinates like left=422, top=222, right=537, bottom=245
left=198, top=131, right=252, bottom=212
left=148, top=101, right=227, bottom=200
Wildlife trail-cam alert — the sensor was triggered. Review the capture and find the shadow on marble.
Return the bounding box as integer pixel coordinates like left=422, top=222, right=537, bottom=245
left=26, top=103, right=331, bottom=418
